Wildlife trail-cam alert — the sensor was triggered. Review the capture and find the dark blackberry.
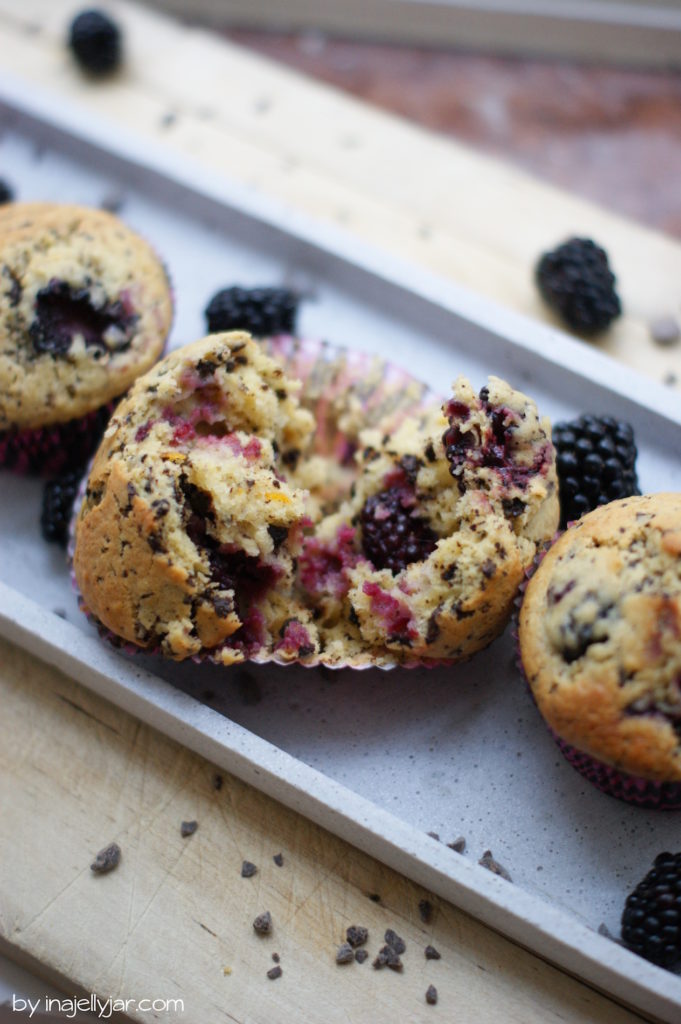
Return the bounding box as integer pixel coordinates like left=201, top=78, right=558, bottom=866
left=552, top=414, right=639, bottom=527
left=621, top=852, right=681, bottom=968
left=41, top=468, right=84, bottom=545
left=536, top=237, right=621, bottom=334
left=360, top=486, right=436, bottom=575
left=0, top=179, right=14, bottom=205
left=68, top=9, right=122, bottom=76
left=205, top=286, right=299, bottom=337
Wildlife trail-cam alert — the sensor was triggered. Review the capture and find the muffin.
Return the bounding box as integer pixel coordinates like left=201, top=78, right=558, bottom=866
left=73, top=332, right=320, bottom=665
left=518, top=494, right=681, bottom=808
left=297, top=374, right=559, bottom=666
left=0, top=202, right=172, bottom=473
left=73, top=336, right=559, bottom=670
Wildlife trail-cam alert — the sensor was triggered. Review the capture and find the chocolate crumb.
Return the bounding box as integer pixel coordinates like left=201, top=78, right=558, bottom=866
left=426, top=984, right=438, bottom=1005
left=354, top=949, right=369, bottom=964
left=180, top=820, right=198, bottom=838
left=384, top=929, right=406, bottom=955
left=373, top=945, right=403, bottom=971
left=267, top=965, right=282, bottom=980
left=336, top=942, right=355, bottom=964
left=253, top=911, right=272, bottom=935
left=272, top=952, right=280, bottom=963
left=478, top=849, right=512, bottom=882
left=90, top=842, right=121, bottom=874
left=346, top=925, right=368, bottom=948
left=368, top=893, right=381, bottom=903
left=418, top=899, right=434, bottom=924
left=425, top=945, right=441, bottom=961
left=273, top=852, right=284, bottom=866
left=447, top=836, right=466, bottom=853
left=241, top=860, right=258, bottom=878
left=427, top=831, right=440, bottom=842
left=212, top=773, right=223, bottom=790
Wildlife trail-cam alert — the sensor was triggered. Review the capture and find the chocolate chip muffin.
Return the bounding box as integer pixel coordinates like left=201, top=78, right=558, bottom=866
left=298, top=375, right=559, bottom=665
left=0, top=202, right=172, bottom=473
left=73, top=332, right=320, bottom=665
left=519, top=494, right=681, bottom=808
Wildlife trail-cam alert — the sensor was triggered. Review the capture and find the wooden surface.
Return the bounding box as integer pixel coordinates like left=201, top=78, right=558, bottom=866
left=0, top=1, right=678, bottom=1020
left=0, top=636, right=647, bottom=1024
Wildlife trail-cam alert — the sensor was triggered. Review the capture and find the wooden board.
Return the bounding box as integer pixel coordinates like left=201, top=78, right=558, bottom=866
left=0, top=0, right=680, bottom=392
left=0, top=636, right=648, bottom=1024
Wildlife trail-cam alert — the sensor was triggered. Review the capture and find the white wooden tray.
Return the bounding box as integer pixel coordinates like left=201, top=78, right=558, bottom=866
left=0, top=74, right=680, bottom=1022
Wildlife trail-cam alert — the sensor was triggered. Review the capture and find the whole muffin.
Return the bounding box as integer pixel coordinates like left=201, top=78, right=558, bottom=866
left=299, top=375, right=559, bottom=665
left=73, top=332, right=320, bottom=665
left=0, top=202, right=172, bottom=473
left=519, top=493, right=681, bottom=808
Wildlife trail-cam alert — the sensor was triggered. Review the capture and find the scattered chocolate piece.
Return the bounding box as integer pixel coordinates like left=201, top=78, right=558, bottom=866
left=479, top=850, right=512, bottom=882
left=368, top=893, right=381, bottom=903
left=253, top=911, right=272, bottom=935
left=336, top=942, right=355, bottom=964
left=427, top=831, right=440, bottom=841
left=242, top=860, right=258, bottom=878
left=272, top=953, right=280, bottom=963
left=418, top=899, right=434, bottom=924
left=649, top=315, right=680, bottom=347
left=384, top=929, right=406, bottom=955
left=90, top=841, right=121, bottom=874
left=354, top=949, right=369, bottom=964
left=267, top=965, right=282, bottom=980
left=426, top=984, right=438, bottom=1005
left=346, top=925, right=369, bottom=948
left=273, top=852, right=284, bottom=867
left=373, top=945, right=403, bottom=971
left=212, top=773, right=223, bottom=791
left=181, top=820, right=198, bottom=838
left=425, top=945, right=441, bottom=960
left=447, top=836, right=466, bottom=853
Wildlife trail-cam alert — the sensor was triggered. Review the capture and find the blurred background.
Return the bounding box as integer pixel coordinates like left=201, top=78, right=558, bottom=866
left=145, top=0, right=681, bottom=236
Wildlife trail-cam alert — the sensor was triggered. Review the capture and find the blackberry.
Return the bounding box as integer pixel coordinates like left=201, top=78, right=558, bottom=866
left=536, top=237, right=621, bottom=334
left=41, top=468, right=84, bottom=545
left=205, top=286, right=299, bottom=337
left=360, top=486, right=436, bottom=575
left=552, top=414, right=639, bottom=527
left=0, top=179, right=14, bottom=205
left=68, top=9, right=122, bottom=76
left=621, top=852, right=681, bottom=968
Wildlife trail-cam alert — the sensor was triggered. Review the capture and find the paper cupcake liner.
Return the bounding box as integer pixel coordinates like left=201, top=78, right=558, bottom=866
left=69, top=335, right=455, bottom=672
left=514, top=535, right=681, bottom=810
left=0, top=402, right=117, bottom=477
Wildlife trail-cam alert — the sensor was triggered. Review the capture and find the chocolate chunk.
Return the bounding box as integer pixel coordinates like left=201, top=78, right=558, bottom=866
left=425, top=945, right=441, bottom=960
left=272, top=952, right=280, bottom=963
left=253, top=911, right=272, bottom=935
left=447, top=836, right=466, bottom=853
left=90, top=842, right=121, bottom=874
left=427, top=831, right=440, bottom=841
left=267, top=965, right=282, bottom=980
left=273, top=852, right=284, bottom=866
left=426, top=984, right=438, bottom=1005
left=212, top=773, right=223, bottom=790
left=180, top=820, right=198, bottom=838
left=478, top=850, right=512, bottom=882
left=346, top=925, right=368, bottom=948
left=241, top=860, right=258, bottom=878
left=384, top=929, right=406, bottom=955
left=373, top=945, right=403, bottom=971
left=354, top=949, right=369, bottom=964
left=336, top=942, right=355, bottom=964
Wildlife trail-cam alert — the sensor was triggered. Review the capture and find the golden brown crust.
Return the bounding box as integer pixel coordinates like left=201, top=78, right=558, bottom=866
left=0, top=202, right=172, bottom=429
left=519, top=494, right=681, bottom=781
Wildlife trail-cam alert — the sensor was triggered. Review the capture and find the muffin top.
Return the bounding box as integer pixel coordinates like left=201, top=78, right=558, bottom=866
left=519, top=493, right=681, bottom=781
left=0, top=203, right=172, bottom=429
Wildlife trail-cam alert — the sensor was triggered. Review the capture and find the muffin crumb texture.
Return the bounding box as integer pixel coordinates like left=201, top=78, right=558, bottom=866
left=73, top=332, right=559, bottom=668
left=519, top=494, right=681, bottom=783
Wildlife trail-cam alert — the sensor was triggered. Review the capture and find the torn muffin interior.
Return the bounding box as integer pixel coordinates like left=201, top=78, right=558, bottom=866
left=73, top=338, right=558, bottom=669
